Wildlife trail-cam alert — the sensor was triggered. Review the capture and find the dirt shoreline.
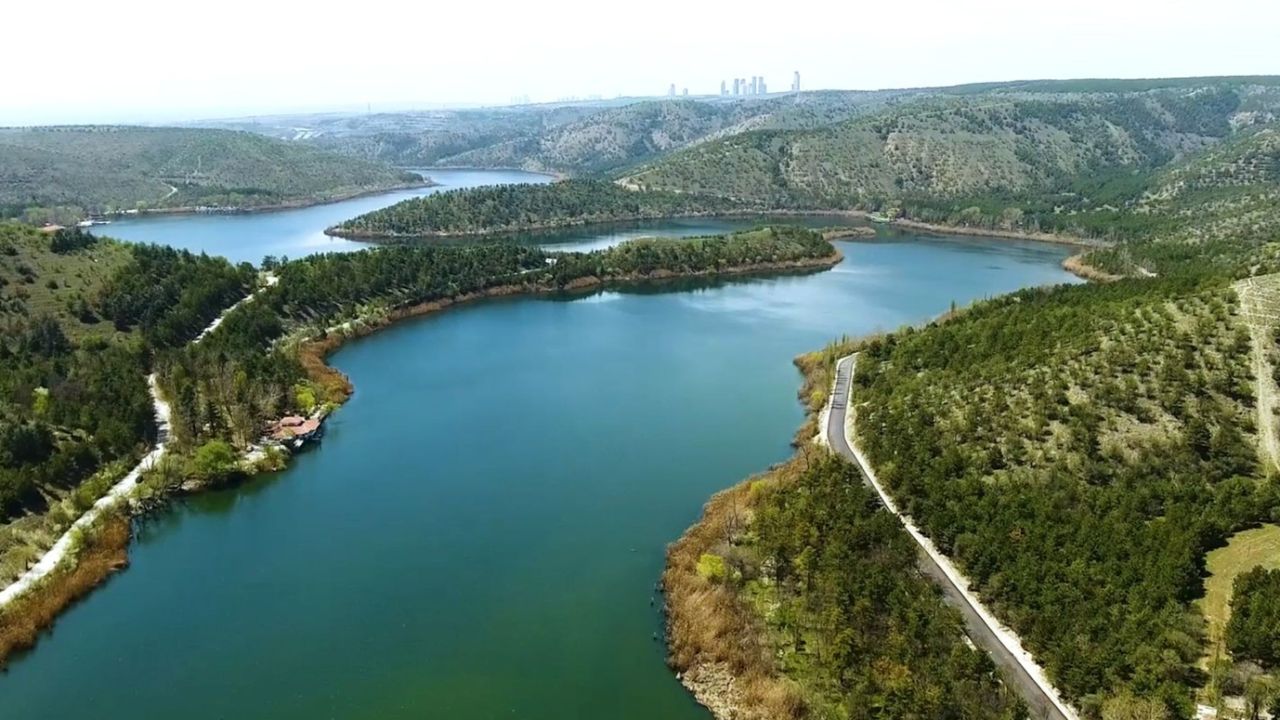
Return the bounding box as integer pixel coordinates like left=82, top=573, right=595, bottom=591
left=1062, top=253, right=1124, bottom=282
left=0, top=514, right=130, bottom=668
left=663, top=349, right=838, bottom=719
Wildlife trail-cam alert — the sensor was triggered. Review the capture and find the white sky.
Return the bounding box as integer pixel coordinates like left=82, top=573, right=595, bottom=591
left=4, top=0, right=1278, bottom=125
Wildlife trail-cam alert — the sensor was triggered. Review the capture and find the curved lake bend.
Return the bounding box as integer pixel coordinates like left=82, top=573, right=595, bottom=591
left=0, top=176, right=1081, bottom=718
left=101, top=168, right=555, bottom=264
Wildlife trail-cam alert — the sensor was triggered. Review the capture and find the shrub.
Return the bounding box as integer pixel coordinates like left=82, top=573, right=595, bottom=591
left=191, top=440, right=238, bottom=484
left=695, top=553, right=727, bottom=582
left=1226, top=567, right=1280, bottom=667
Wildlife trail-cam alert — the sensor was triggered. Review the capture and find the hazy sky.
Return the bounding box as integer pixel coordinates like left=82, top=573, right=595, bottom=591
left=5, top=0, right=1278, bottom=125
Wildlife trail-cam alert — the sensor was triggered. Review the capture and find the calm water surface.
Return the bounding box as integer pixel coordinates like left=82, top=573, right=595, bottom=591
left=0, top=173, right=1081, bottom=718
left=103, top=168, right=554, bottom=264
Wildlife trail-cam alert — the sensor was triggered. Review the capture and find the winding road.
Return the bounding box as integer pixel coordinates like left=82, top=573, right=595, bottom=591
left=825, top=354, right=1075, bottom=720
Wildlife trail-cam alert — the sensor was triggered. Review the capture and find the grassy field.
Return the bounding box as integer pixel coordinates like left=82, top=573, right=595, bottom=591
left=0, top=224, right=134, bottom=339
left=1200, top=523, right=1280, bottom=660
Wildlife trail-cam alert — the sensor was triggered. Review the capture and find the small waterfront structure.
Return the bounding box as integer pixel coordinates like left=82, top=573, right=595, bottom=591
left=269, top=415, right=323, bottom=443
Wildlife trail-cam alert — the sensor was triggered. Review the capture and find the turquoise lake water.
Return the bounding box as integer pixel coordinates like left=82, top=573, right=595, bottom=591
left=0, top=171, right=1080, bottom=718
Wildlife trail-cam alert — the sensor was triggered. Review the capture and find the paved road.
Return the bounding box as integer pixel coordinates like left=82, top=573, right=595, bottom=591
left=826, top=355, right=1071, bottom=720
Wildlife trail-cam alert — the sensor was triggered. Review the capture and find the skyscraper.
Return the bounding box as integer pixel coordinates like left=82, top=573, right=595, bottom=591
left=792, top=71, right=801, bottom=92
left=668, top=83, right=676, bottom=97
left=720, top=80, right=727, bottom=96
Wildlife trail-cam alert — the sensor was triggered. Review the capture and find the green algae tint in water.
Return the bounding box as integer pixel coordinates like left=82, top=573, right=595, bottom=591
left=0, top=224, right=1079, bottom=719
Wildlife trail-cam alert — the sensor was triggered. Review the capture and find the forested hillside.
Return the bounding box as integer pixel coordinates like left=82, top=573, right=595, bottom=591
left=293, top=105, right=602, bottom=167
left=198, top=92, right=904, bottom=177
left=839, top=275, right=1279, bottom=715
left=0, top=126, right=424, bottom=221
left=435, top=93, right=897, bottom=176
left=1082, top=124, right=1280, bottom=276
left=624, top=81, right=1280, bottom=244
left=328, top=180, right=745, bottom=237
left=0, top=223, right=252, bottom=584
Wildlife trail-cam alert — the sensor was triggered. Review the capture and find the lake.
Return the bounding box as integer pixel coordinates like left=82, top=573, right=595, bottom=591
left=101, top=168, right=555, bottom=264
left=0, top=171, right=1081, bottom=718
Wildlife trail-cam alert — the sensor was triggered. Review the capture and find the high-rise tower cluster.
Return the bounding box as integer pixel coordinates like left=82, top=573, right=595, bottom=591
left=727, top=76, right=764, bottom=96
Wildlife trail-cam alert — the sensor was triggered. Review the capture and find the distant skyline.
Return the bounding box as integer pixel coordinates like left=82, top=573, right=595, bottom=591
left=5, top=0, right=1279, bottom=126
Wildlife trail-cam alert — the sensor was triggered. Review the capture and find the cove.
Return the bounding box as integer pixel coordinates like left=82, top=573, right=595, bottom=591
left=0, top=179, right=1081, bottom=718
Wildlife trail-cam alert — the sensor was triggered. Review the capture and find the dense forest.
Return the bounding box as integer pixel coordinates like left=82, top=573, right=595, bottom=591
left=1226, top=568, right=1280, bottom=667
left=666, top=450, right=1026, bottom=719
left=328, top=180, right=746, bottom=237
left=839, top=275, right=1279, bottom=715
left=0, top=126, right=424, bottom=222
left=0, top=224, right=253, bottom=587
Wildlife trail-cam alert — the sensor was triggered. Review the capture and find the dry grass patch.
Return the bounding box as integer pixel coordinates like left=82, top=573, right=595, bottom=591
left=663, top=456, right=810, bottom=720
left=0, top=512, right=130, bottom=668
left=1200, top=523, right=1280, bottom=663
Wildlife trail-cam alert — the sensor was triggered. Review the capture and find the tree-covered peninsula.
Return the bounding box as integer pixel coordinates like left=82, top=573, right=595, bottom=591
left=326, top=179, right=747, bottom=239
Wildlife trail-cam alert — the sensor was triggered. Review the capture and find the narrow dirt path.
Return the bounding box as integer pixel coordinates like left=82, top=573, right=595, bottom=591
left=0, top=275, right=274, bottom=609
left=1233, top=276, right=1280, bottom=473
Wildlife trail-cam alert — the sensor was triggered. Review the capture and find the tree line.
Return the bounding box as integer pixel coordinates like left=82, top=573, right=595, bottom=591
left=329, top=180, right=746, bottom=237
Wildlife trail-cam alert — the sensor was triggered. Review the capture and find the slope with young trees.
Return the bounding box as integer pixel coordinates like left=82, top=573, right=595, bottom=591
left=837, top=275, right=1280, bottom=716
left=0, top=223, right=253, bottom=588
left=624, top=81, right=1280, bottom=246
left=0, top=126, right=425, bottom=221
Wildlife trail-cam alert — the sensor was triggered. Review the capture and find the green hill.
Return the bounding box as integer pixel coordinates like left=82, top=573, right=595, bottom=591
left=622, top=82, right=1280, bottom=239
left=627, top=84, right=1278, bottom=203
left=0, top=126, right=424, bottom=219
left=0, top=222, right=253, bottom=583
left=432, top=93, right=898, bottom=176
left=206, top=92, right=906, bottom=178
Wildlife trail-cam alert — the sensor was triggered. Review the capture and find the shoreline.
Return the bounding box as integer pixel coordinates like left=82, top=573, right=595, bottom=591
left=0, top=251, right=840, bottom=669
left=325, top=207, right=1104, bottom=251
left=325, top=209, right=771, bottom=240
left=102, top=179, right=437, bottom=221
left=1062, top=253, right=1124, bottom=282
left=330, top=207, right=1110, bottom=284
left=663, top=347, right=840, bottom=719
left=411, top=164, right=569, bottom=182
left=296, top=250, right=845, bottom=390
left=0, top=276, right=273, bottom=667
